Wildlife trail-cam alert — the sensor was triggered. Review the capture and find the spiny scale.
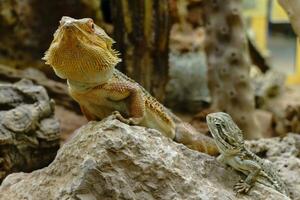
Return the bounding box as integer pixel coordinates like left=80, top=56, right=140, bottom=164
left=245, top=148, right=289, bottom=196
left=113, top=69, right=173, bottom=124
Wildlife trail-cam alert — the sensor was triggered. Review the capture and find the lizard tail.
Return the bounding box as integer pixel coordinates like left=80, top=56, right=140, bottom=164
left=174, top=122, right=219, bottom=156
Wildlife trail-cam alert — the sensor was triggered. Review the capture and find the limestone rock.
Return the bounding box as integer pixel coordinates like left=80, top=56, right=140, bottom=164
left=0, top=79, right=60, bottom=182
left=166, top=25, right=210, bottom=112
left=253, top=69, right=286, bottom=108
left=203, top=0, right=261, bottom=139
left=166, top=51, right=210, bottom=112
left=273, top=104, right=300, bottom=136
left=0, top=64, right=81, bottom=113
left=258, top=84, right=300, bottom=137
left=246, top=133, right=300, bottom=199
left=0, top=116, right=288, bottom=200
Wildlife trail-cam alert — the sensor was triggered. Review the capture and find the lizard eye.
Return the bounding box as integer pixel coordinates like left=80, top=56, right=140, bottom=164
left=216, top=123, right=222, bottom=131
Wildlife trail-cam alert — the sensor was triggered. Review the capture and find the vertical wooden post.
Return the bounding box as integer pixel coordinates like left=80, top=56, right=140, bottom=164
left=110, top=0, right=171, bottom=101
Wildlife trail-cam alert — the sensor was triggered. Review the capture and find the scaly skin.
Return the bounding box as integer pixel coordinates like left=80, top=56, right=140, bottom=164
left=43, top=16, right=218, bottom=156
left=206, top=112, right=289, bottom=197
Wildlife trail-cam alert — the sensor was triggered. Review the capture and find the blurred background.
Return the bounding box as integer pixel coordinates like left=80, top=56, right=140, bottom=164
left=0, top=0, right=298, bottom=77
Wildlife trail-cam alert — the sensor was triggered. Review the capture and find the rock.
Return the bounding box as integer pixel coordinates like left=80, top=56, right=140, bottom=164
left=166, top=24, right=210, bottom=112
left=0, top=79, right=60, bottom=182
left=0, top=116, right=288, bottom=200
left=273, top=104, right=300, bottom=136
left=203, top=0, right=261, bottom=139
left=262, top=85, right=300, bottom=136
left=166, top=51, right=210, bottom=112
left=253, top=69, right=286, bottom=108
left=0, top=64, right=81, bottom=113
left=246, top=133, right=300, bottom=199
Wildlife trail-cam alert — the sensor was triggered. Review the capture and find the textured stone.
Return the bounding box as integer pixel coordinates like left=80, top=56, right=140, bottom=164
left=253, top=69, right=286, bottom=108
left=203, top=0, right=260, bottom=139
left=166, top=51, right=210, bottom=112
left=166, top=25, right=209, bottom=112
left=0, top=116, right=289, bottom=200
left=0, top=79, right=60, bottom=182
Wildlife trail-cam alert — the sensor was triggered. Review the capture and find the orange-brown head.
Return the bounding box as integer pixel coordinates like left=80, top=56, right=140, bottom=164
left=43, top=16, right=120, bottom=83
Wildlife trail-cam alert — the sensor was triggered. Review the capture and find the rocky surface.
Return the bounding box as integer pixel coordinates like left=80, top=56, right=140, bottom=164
left=166, top=24, right=210, bottom=113
left=273, top=104, right=300, bottom=136
left=262, top=85, right=300, bottom=136
left=246, top=133, right=300, bottom=199
left=0, top=116, right=289, bottom=200
left=253, top=69, right=286, bottom=108
left=0, top=64, right=87, bottom=144
left=0, top=79, right=60, bottom=182
left=203, top=0, right=261, bottom=139
left=166, top=25, right=210, bottom=112
left=166, top=51, right=210, bottom=112
left=0, top=64, right=81, bottom=113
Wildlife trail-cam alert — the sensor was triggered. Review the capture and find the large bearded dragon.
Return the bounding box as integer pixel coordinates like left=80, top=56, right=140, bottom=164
left=206, top=112, right=289, bottom=197
left=43, top=16, right=218, bottom=155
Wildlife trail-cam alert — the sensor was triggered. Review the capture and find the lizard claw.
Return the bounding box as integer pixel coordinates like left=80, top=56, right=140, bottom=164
left=111, top=111, right=141, bottom=125
left=111, top=111, right=131, bottom=124
left=111, top=111, right=120, bottom=120
left=122, top=118, right=138, bottom=125
left=112, top=111, right=121, bottom=116
left=127, top=118, right=135, bottom=125
left=234, top=179, right=251, bottom=194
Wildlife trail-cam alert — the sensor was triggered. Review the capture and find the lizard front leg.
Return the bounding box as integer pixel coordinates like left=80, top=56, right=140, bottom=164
left=101, top=82, right=145, bottom=125
left=233, top=157, right=261, bottom=194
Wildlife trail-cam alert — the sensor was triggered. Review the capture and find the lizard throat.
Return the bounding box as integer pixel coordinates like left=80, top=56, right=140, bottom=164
left=44, top=45, right=119, bottom=79
left=67, top=79, right=102, bottom=92
left=67, top=68, right=114, bottom=92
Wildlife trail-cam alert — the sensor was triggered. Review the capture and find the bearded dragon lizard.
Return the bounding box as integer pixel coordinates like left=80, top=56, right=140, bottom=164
left=206, top=112, right=289, bottom=197
left=43, top=16, right=218, bottom=155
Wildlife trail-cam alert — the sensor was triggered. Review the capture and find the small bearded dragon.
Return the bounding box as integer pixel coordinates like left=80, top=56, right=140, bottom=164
left=43, top=16, right=218, bottom=155
left=206, top=112, right=289, bottom=197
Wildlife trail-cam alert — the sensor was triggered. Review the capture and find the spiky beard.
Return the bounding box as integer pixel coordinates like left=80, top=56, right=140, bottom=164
left=43, top=28, right=121, bottom=80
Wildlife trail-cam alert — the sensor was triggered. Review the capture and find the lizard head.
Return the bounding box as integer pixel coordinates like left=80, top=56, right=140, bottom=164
left=206, top=112, right=244, bottom=153
left=43, top=16, right=120, bottom=83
